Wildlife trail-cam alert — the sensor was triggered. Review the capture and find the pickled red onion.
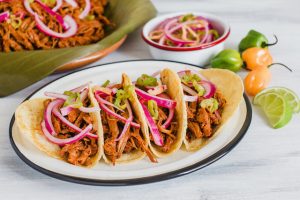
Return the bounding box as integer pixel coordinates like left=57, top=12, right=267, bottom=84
left=35, top=14, right=77, bottom=38
left=41, top=121, right=93, bottom=145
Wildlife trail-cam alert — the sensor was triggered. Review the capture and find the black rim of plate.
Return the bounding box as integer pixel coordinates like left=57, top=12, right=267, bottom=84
left=9, top=59, right=252, bottom=186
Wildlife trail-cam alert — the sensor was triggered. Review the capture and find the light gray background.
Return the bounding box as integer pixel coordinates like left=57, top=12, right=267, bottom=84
left=1, top=0, right=300, bottom=199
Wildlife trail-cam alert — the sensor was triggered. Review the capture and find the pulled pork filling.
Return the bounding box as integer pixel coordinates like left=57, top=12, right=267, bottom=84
left=0, top=0, right=111, bottom=52
left=43, top=98, right=98, bottom=166
left=147, top=98, right=178, bottom=153
left=102, top=92, right=156, bottom=165
left=185, top=91, right=226, bottom=142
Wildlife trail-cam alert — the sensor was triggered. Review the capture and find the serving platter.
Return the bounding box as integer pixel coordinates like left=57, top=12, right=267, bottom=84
left=9, top=60, right=252, bottom=185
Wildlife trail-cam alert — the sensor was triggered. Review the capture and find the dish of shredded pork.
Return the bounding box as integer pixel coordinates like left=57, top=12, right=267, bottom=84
left=0, top=0, right=111, bottom=52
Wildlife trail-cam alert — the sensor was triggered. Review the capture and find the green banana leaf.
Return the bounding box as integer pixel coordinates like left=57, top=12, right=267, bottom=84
left=0, top=0, right=157, bottom=97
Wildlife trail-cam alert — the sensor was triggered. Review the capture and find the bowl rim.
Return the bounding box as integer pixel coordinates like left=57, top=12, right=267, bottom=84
left=142, top=12, right=230, bottom=52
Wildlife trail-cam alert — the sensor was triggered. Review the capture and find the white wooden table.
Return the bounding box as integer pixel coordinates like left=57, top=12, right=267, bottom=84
left=1, top=0, right=300, bottom=199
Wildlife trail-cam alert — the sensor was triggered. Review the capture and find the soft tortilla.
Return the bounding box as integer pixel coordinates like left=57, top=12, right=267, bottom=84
left=15, top=86, right=102, bottom=168
left=182, top=68, right=244, bottom=151
left=141, top=68, right=187, bottom=158
left=96, top=74, right=149, bottom=164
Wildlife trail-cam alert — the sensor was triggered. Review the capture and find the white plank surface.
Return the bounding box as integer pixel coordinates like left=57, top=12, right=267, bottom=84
left=1, top=0, right=300, bottom=199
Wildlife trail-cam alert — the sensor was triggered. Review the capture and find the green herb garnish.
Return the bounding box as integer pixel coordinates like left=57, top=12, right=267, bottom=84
left=85, top=14, right=95, bottom=21
left=63, top=91, right=82, bottom=108
left=209, top=29, right=220, bottom=39
left=113, top=85, right=134, bottom=109
left=200, top=98, right=219, bottom=113
left=192, top=80, right=205, bottom=96
left=148, top=100, right=158, bottom=120
left=181, top=74, right=201, bottom=84
left=179, top=14, right=195, bottom=22
left=136, top=74, right=158, bottom=87
left=101, top=80, right=110, bottom=87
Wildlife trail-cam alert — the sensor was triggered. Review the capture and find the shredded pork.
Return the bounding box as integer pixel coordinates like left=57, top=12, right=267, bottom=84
left=43, top=97, right=98, bottom=166
left=102, top=95, right=156, bottom=165
left=0, top=0, right=111, bottom=52
left=186, top=91, right=226, bottom=141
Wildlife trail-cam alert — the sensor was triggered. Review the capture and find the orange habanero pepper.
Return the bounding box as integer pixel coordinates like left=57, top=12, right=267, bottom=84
left=242, top=47, right=273, bottom=70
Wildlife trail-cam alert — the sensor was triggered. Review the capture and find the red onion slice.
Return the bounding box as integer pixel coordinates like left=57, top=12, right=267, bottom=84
left=147, top=85, right=167, bottom=96
left=94, top=94, right=140, bottom=128
left=44, top=99, right=64, bottom=136
left=52, top=0, right=63, bottom=12
left=184, top=95, right=198, bottom=102
left=60, top=105, right=73, bottom=116
left=79, top=106, right=100, bottom=113
left=141, top=103, right=163, bottom=146
left=23, top=0, right=35, bottom=15
left=79, top=0, right=91, bottom=19
left=44, top=92, right=68, bottom=100
left=201, top=80, right=216, bottom=98
left=177, top=69, right=208, bottom=81
left=0, top=11, right=9, bottom=23
left=41, top=121, right=93, bottom=145
left=52, top=106, right=98, bottom=139
left=94, top=92, right=125, bottom=113
left=65, top=0, right=78, bottom=7
left=35, top=0, right=70, bottom=30
left=70, top=82, right=91, bottom=93
left=164, top=19, right=195, bottom=45
left=181, top=83, right=198, bottom=96
left=80, top=88, right=88, bottom=102
left=135, top=88, right=176, bottom=109
left=161, top=108, right=174, bottom=129
left=156, top=93, right=175, bottom=129
left=115, top=100, right=133, bottom=141
left=35, top=14, right=77, bottom=38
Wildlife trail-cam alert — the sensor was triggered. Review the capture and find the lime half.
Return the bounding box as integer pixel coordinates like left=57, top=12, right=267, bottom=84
left=254, top=87, right=300, bottom=113
left=253, top=92, right=293, bottom=128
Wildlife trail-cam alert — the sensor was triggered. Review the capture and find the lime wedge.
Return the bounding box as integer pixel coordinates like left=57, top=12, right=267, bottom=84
left=253, top=92, right=293, bottom=128
left=254, top=87, right=300, bottom=113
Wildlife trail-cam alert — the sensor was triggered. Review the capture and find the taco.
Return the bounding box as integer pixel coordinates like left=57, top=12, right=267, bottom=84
left=15, top=83, right=102, bottom=167
left=177, top=68, right=244, bottom=151
left=133, top=69, right=186, bottom=158
left=93, top=74, right=156, bottom=165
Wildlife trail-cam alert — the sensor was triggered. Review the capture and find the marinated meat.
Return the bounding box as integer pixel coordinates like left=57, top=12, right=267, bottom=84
left=185, top=89, right=227, bottom=140
left=60, top=139, right=98, bottom=166
left=68, top=109, right=80, bottom=123
left=188, top=121, right=203, bottom=138
left=43, top=99, right=98, bottom=166
left=197, top=107, right=212, bottom=137
left=160, top=136, right=173, bottom=153
left=102, top=95, right=156, bottom=164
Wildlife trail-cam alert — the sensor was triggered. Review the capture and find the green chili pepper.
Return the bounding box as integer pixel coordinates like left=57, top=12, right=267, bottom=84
left=210, top=49, right=243, bottom=72
left=179, top=13, right=195, bottom=22
left=85, top=14, right=95, bottom=21
left=181, top=74, right=201, bottom=84
left=113, top=86, right=133, bottom=109
left=63, top=91, right=82, bottom=108
left=209, top=29, right=219, bottom=40
left=238, top=29, right=278, bottom=52
left=148, top=100, right=158, bottom=120
left=200, top=98, right=219, bottom=113
left=114, top=89, right=127, bottom=110
left=101, top=80, right=110, bottom=87
left=136, top=74, right=158, bottom=87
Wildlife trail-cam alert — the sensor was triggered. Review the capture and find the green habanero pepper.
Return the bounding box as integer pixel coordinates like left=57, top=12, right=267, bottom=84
left=210, top=49, right=243, bottom=72
left=238, top=29, right=278, bottom=52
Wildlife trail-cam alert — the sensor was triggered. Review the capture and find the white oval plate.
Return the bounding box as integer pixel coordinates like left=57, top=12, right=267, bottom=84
left=10, top=60, right=252, bottom=185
